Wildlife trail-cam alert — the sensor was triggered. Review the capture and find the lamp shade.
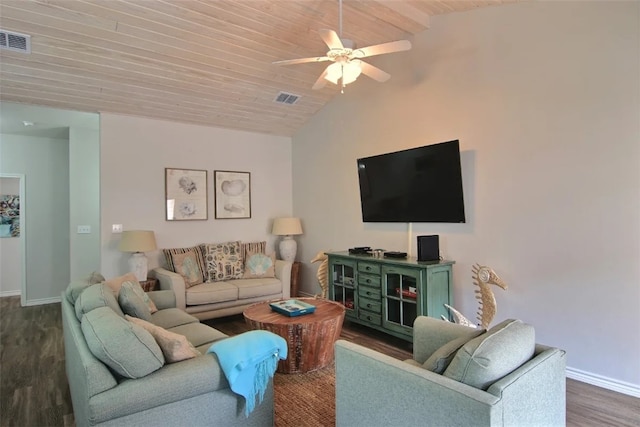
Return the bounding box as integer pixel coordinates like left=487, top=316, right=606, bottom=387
left=272, top=217, right=303, bottom=236
left=118, top=230, right=157, bottom=253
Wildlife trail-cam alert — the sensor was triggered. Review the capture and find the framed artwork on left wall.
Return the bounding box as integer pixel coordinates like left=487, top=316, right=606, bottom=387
left=165, top=168, right=208, bottom=221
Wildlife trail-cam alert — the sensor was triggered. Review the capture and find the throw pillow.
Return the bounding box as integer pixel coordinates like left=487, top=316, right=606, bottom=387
left=126, top=315, right=200, bottom=363
left=103, top=272, right=139, bottom=296
left=443, top=319, right=536, bottom=390
left=163, top=246, right=207, bottom=278
left=204, top=241, right=244, bottom=282
left=170, top=249, right=204, bottom=288
left=65, top=271, right=106, bottom=304
left=240, top=241, right=267, bottom=262
left=422, top=327, right=485, bottom=374
left=118, top=281, right=157, bottom=321
left=81, top=307, right=164, bottom=378
left=89, top=271, right=106, bottom=284
left=243, top=251, right=276, bottom=279
left=75, top=283, right=125, bottom=321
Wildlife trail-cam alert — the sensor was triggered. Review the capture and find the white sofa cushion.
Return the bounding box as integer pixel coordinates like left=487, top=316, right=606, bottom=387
left=234, top=278, right=282, bottom=299
left=186, top=281, right=238, bottom=305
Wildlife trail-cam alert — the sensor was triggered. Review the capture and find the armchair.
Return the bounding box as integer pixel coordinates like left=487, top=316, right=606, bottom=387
left=335, top=317, right=566, bottom=427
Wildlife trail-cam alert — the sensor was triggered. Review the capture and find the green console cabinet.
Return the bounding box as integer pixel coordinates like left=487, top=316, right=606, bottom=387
left=327, top=251, right=454, bottom=342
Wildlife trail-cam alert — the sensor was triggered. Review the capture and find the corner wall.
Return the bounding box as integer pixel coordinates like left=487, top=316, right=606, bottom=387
left=292, top=1, right=640, bottom=391
left=0, top=134, right=70, bottom=302
left=99, top=113, right=293, bottom=277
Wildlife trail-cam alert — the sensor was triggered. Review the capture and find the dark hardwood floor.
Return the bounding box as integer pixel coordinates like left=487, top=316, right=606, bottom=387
left=1, top=296, right=638, bottom=426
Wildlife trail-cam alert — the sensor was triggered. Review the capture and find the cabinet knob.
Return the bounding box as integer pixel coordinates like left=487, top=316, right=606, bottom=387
left=366, top=279, right=371, bottom=283
left=366, top=266, right=371, bottom=271
left=367, top=303, right=371, bottom=308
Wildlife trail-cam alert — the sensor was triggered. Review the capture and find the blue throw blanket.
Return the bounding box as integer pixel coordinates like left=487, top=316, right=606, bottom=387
left=207, top=330, right=287, bottom=416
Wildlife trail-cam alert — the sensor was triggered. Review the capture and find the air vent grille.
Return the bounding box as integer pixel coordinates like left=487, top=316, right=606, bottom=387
left=274, top=92, right=301, bottom=105
left=0, top=30, right=31, bottom=53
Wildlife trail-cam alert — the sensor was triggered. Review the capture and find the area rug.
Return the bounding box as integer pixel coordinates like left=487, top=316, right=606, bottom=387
left=274, top=364, right=335, bottom=427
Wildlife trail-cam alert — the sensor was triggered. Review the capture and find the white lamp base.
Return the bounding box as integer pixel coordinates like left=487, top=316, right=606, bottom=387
left=279, top=236, right=297, bottom=263
left=128, top=252, right=148, bottom=281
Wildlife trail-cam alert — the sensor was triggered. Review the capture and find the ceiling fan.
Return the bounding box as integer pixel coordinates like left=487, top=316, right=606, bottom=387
left=273, top=0, right=412, bottom=92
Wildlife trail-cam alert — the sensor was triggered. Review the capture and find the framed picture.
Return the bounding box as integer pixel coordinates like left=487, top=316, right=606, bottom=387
left=0, top=194, right=20, bottom=237
left=165, top=168, right=208, bottom=221
left=214, top=170, right=251, bottom=219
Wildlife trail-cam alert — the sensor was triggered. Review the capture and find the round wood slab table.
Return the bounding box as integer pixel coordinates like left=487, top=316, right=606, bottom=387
left=243, top=298, right=346, bottom=374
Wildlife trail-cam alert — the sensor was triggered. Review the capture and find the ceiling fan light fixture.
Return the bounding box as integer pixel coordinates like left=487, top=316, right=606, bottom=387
left=325, top=62, right=342, bottom=85
left=342, top=60, right=362, bottom=85
left=324, top=60, right=362, bottom=87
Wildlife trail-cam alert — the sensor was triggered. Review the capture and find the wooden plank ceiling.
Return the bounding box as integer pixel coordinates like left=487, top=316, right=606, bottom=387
left=0, top=1, right=519, bottom=137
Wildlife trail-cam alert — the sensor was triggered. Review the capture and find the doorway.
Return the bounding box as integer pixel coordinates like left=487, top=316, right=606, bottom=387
left=0, top=174, right=26, bottom=305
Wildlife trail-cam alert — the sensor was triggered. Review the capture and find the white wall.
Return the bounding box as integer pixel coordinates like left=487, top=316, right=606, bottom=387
left=0, top=177, right=21, bottom=296
left=293, top=1, right=639, bottom=392
left=69, top=127, right=101, bottom=279
left=99, top=113, right=293, bottom=278
left=0, top=134, right=71, bottom=303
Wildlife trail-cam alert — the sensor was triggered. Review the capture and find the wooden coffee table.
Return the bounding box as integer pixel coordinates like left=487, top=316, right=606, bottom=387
left=243, top=298, right=346, bottom=374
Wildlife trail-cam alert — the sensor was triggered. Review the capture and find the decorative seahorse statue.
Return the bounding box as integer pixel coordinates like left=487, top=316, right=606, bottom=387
left=443, top=264, right=508, bottom=329
left=310, top=250, right=329, bottom=299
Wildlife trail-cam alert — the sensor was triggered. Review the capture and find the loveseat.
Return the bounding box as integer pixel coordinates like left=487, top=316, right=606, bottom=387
left=152, top=241, right=292, bottom=321
left=335, top=317, right=566, bottom=427
left=62, top=274, right=274, bottom=427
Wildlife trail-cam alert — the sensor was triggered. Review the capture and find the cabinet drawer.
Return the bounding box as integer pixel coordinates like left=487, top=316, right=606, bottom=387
left=358, top=262, right=381, bottom=275
left=359, top=296, right=381, bottom=314
left=358, top=273, right=381, bottom=287
left=358, top=310, right=381, bottom=326
left=358, top=286, right=381, bottom=300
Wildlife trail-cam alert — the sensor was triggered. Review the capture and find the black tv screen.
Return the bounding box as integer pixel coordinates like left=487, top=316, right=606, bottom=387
left=357, top=140, right=466, bottom=223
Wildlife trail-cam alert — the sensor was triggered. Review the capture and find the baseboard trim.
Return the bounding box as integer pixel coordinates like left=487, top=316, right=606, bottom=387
left=23, top=296, right=61, bottom=306
left=0, top=290, right=21, bottom=297
left=566, top=367, right=640, bottom=398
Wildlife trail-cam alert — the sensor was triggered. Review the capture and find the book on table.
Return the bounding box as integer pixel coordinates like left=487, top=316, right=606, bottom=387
left=269, top=299, right=316, bottom=317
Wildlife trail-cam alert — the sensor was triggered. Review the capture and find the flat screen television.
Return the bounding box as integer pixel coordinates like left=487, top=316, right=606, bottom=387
left=357, top=140, right=465, bottom=223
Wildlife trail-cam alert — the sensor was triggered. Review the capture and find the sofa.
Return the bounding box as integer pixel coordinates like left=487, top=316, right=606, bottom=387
left=335, top=316, right=566, bottom=427
left=62, top=274, right=274, bottom=427
left=152, top=241, right=292, bottom=321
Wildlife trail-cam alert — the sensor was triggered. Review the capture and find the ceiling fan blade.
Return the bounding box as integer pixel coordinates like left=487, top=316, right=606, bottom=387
left=319, top=29, right=344, bottom=50
left=312, top=66, right=331, bottom=90
left=273, top=56, right=330, bottom=66
left=359, top=61, right=391, bottom=82
left=353, top=40, right=412, bottom=58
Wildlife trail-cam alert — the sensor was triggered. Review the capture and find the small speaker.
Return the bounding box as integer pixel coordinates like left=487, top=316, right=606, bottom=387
left=417, top=235, right=440, bottom=261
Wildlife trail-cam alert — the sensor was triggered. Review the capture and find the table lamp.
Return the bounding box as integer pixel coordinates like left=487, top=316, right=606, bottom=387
left=118, top=230, right=157, bottom=281
left=272, top=217, right=303, bottom=262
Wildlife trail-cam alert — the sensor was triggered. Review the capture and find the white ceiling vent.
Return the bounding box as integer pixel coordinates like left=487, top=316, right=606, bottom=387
left=0, top=30, right=31, bottom=54
left=273, top=91, right=301, bottom=105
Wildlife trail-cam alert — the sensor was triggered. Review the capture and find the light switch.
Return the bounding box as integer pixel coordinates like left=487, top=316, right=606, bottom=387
left=77, top=225, right=91, bottom=234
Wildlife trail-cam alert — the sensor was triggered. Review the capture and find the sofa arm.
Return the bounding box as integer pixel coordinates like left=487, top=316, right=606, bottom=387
left=412, top=316, right=482, bottom=363
left=335, top=340, right=500, bottom=427
left=146, top=290, right=176, bottom=310
left=88, top=353, right=231, bottom=423
left=274, top=259, right=292, bottom=299
left=486, top=345, right=566, bottom=426
left=152, top=268, right=186, bottom=310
